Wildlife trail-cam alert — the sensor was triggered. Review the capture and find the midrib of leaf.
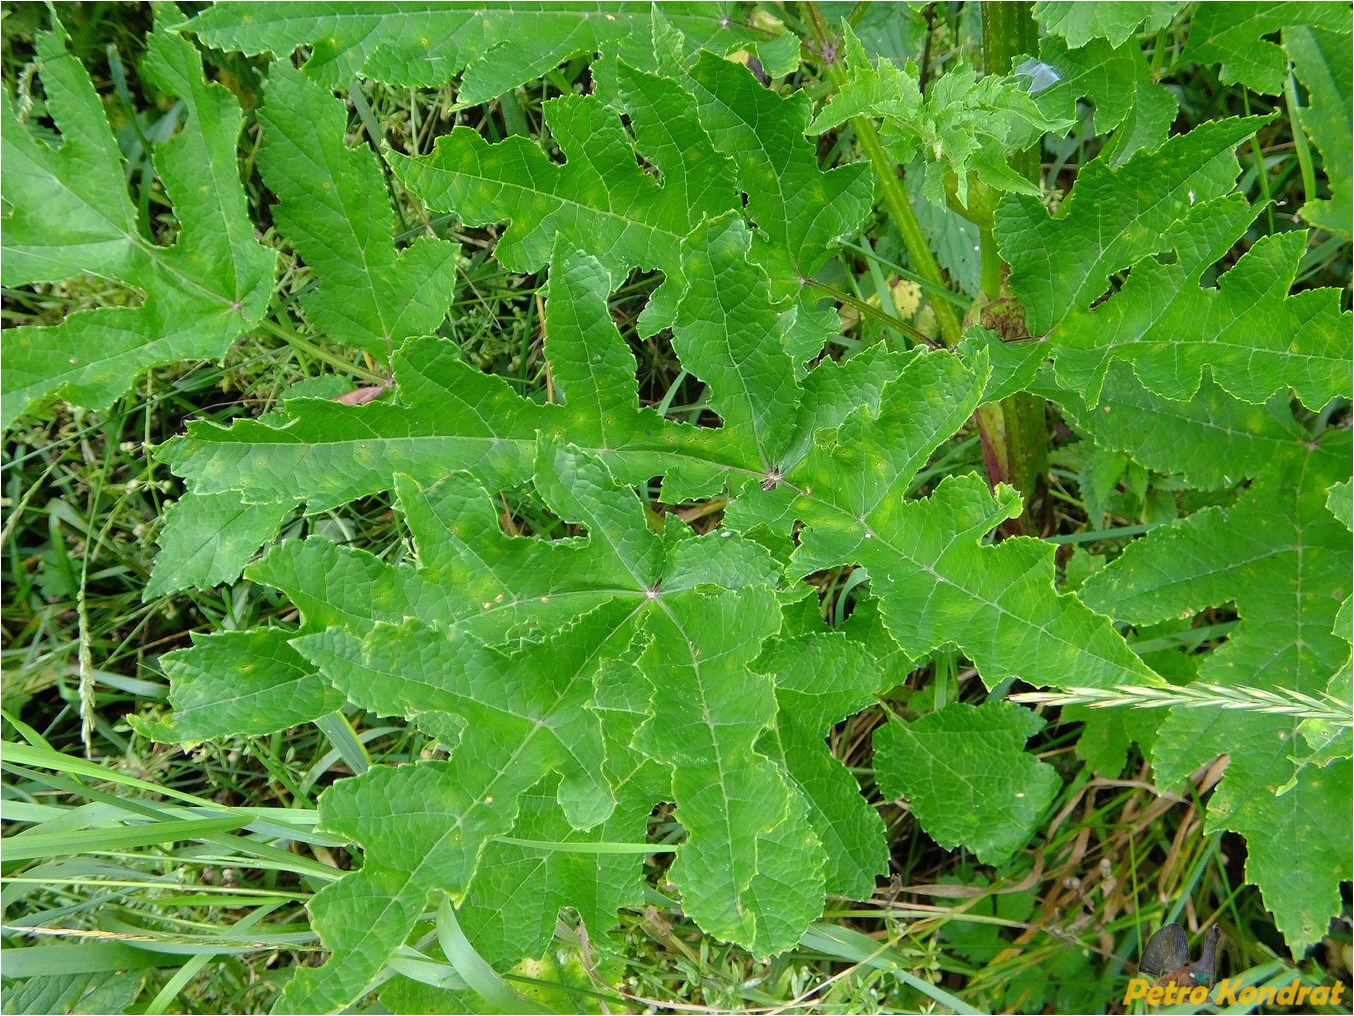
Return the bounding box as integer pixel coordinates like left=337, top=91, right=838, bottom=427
left=890, top=726, right=1012, bottom=812
left=445, top=166, right=685, bottom=262
left=391, top=105, right=702, bottom=282
left=1044, top=362, right=1313, bottom=490
left=634, top=585, right=820, bottom=953
left=138, top=30, right=267, bottom=306
left=693, top=87, right=792, bottom=238
left=15, top=175, right=242, bottom=312
left=800, top=485, right=1159, bottom=689
left=997, top=116, right=1269, bottom=332
left=1083, top=439, right=1349, bottom=672
left=580, top=544, right=652, bottom=598
left=673, top=219, right=798, bottom=467
left=1103, top=263, right=1306, bottom=352
left=1050, top=214, right=1350, bottom=406
left=1288, top=452, right=1328, bottom=693
left=272, top=135, right=402, bottom=339
left=2, top=39, right=137, bottom=271
left=16, top=165, right=133, bottom=256
left=313, top=606, right=639, bottom=792
left=284, top=595, right=654, bottom=1011
left=1102, top=400, right=1302, bottom=462
left=286, top=750, right=533, bottom=1011
left=1093, top=520, right=1313, bottom=613
left=163, top=412, right=751, bottom=507
left=661, top=599, right=758, bottom=890
left=154, top=247, right=254, bottom=311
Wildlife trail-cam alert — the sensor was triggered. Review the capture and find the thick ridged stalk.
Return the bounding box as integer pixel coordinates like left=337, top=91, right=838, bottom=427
left=807, top=1, right=1051, bottom=532
left=976, top=0, right=1050, bottom=536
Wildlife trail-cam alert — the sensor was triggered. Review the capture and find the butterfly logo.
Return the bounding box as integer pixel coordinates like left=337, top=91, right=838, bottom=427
left=1140, top=923, right=1222, bottom=988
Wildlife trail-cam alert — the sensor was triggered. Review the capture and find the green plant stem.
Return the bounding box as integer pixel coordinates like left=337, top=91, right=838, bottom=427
left=981, top=2, right=1040, bottom=183
left=974, top=0, right=1049, bottom=537
left=803, top=277, right=936, bottom=346
left=1241, top=91, right=1278, bottom=235
left=1284, top=69, right=1318, bottom=208
left=804, top=3, right=963, bottom=345
left=977, top=224, right=1003, bottom=299
left=261, top=320, right=387, bottom=384
left=839, top=240, right=972, bottom=307
left=973, top=393, right=1048, bottom=536
left=1149, top=27, right=1170, bottom=76
left=852, top=119, right=963, bottom=345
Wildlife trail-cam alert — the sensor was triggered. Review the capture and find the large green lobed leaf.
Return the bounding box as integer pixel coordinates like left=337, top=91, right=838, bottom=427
left=97, top=6, right=1354, bottom=1008
left=1080, top=415, right=1352, bottom=951
left=256, top=63, right=458, bottom=359
left=1, top=19, right=274, bottom=429
left=182, top=2, right=773, bottom=99
left=997, top=117, right=1352, bottom=409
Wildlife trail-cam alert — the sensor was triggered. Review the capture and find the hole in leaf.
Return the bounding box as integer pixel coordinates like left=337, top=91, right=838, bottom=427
left=639, top=347, right=721, bottom=427
left=634, top=151, right=662, bottom=185
left=490, top=484, right=581, bottom=541
left=1202, top=239, right=1253, bottom=288
left=7, top=273, right=148, bottom=328
left=803, top=563, right=869, bottom=626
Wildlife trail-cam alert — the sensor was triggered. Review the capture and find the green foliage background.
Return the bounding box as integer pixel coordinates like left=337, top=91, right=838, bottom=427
left=2, top=3, right=1350, bottom=1013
